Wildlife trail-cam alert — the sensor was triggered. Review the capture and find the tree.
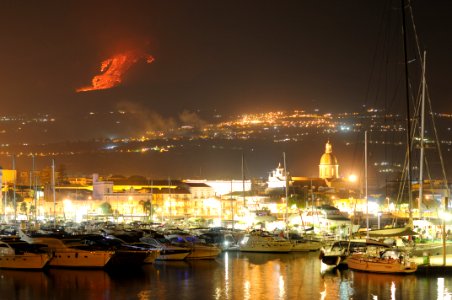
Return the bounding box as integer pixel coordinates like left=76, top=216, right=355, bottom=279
left=19, top=202, right=28, bottom=219
left=139, top=199, right=153, bottom=221
left=99, top=202, right=113, bottom=215
left=29, top=205, right=36, bottom=220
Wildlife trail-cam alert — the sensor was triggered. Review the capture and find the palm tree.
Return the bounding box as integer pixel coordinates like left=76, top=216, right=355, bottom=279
left=139, top=199, right=153, bottom=222
left=99, top=202, right=113, bottom=215
left=19, top=202, right=28, bottom=220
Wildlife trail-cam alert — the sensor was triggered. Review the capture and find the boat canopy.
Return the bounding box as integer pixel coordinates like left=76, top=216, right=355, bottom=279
left=366, top=227, right=418, bottom=237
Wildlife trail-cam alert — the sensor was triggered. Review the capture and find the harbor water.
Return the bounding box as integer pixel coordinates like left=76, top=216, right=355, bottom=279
left=0, top=251, right=451, bottom=300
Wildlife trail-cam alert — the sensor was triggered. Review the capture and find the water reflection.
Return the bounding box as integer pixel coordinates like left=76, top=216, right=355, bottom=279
left=46, top=269, right=112, bottom=300
left=351, top=271, right=417, bottom=300
left=0, top=270, right=48, bottom=299
left=0, top=253, right=451, bottom=299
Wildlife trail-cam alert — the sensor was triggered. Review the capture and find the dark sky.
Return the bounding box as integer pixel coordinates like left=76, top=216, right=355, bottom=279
left=0, top=0, right=451, bottom=119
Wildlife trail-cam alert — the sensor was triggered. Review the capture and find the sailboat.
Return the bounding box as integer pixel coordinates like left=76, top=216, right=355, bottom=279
left=347, top=244, right=417, bottom=274
left=347, top=133, right=417, bottom=273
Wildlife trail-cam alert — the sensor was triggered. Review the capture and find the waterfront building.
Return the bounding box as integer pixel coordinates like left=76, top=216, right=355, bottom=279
left=266, top=163, right=288, bottom=190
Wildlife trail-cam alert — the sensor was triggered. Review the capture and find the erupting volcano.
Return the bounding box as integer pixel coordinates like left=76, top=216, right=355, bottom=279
left=77, top=50, right=154, bottom=92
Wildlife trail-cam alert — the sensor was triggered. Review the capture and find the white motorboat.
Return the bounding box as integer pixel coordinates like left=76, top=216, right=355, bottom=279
left=140, top=236, right=190, bottom=261
left=165, top=234, right=221, bottom=259
left=25, top=237, right=114, bottom=268
left=290, top=238, right=323, bottom=252
left=288, top=233, right=323, bottom=252
left=0, top=240, right=51, bottom=270
left=198, top=231, right=240, bottom=252
left=239, top=230, right=292, bottom=253
left=319, top=239, right=370, bottom=267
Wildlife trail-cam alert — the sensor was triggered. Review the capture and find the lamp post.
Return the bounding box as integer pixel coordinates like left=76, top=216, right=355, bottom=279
left=378, top=212, right=382, bottom=229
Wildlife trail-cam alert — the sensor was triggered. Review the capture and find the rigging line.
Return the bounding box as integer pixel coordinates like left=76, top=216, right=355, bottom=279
left=401, top=0, right=414, bottom=223
left=406, top=1, right=449, bottom=195
left=395, top=90, right=422, bottom=207
left=426, top=89, right=450, bottom=196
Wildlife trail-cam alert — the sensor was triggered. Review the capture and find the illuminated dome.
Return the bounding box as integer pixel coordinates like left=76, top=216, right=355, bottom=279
left=320, top=153, right=338, bottom=165
left=319, top=141, right=339, bottom=179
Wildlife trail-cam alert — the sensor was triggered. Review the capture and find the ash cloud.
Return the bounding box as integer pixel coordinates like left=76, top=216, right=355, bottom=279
left=115, top=102, right=207, bottom=136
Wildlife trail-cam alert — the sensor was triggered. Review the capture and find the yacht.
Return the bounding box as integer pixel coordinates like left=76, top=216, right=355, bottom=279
left=319, top=239, right=369, bottom=267
left=165, top=234, right=222, bottom=259
left=140, top=235, right=190, bottom=261
left=289, top=233, right=323, bottom=252
left=198, top=231, right=240, bottom=252
left=25, top=237, right=114, bottom=268
left=0, top=239, right=51, bottom=270
left=80, top=234, right=158, bottom=266
left=239, top=230, right=292, bottom=253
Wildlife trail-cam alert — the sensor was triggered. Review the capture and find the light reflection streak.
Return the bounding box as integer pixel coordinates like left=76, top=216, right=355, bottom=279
left=137, top=290, right=151, bottom=300
left=439, top=278, right=445, bottom=300
left=437, top=278, right=452, bottom=300
left=214, top=287, right=221, bottom=300
left=224, top=252, right=229, bottom=300
left=391, top=281, right=396, bottom=300
left=320, top=282, right=326, bottom=300
left=278, top=275, right=285, bottom=299
left=244, top=281, right=250, bottom=300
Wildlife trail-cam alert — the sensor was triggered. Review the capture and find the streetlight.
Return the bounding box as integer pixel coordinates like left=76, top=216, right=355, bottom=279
left=377, top=212, right=382, bottom=229
left=348, top=174, right=358, bottom=183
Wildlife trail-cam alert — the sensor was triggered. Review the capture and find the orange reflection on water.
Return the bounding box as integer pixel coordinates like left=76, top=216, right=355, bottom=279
left=350, top=270, right=417, bottom=300
left=46, top=269, right=112, bottom=300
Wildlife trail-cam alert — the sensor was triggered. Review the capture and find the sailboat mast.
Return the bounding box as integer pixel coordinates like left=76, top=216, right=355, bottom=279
left=365, top=131, right=369, bottom=239
left=242, top=153, right=246, bottom=208
left=230, top=179, right=234, bottom=230
left=401, top=0, right=413, bottom=224
left=12, top=155, right=16, bottom=223
left=283, top=152, right=289, bottom=225
left=52, top=159, right=56, bottom=227
left=32, top=155, right=37, bottom=222
left=419, top=51, right=427, bottom=216
left=168, top=177, right=172, bottom=223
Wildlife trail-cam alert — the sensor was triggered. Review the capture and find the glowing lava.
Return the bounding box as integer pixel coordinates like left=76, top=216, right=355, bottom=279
left=77, top=50, right=154, bottom=92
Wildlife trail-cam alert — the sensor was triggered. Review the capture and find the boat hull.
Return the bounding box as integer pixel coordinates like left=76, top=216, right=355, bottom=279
left=185, top=246, right=221, bottom=260
left=49, top=250, right=114, bottom=268
left=156, top=250, right=190, bottom=261
left=0, top=253, right=51, bottom=270
left=240, top=245, right=292, bottom=253
left=291, top=241, right=323, bottom=252
left=321, top=255, right=344, bottom=266
left=347, top=256, right=417, bottom=274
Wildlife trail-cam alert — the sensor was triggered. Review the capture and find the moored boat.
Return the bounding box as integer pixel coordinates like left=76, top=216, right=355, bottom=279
left=0, top=240, right=51, bottom=270
left=165, top=234, right=222, bottom=259
left=198, top=231, right=240, bottom=252
left=347, top=249, right=417, bottom=274
left=319, top=239, right=370, bottom=267
left=26, top=237, right=114, bottom=268
left=140, top=236, right=190, bottom=261
left=289, top=233, right=323, bottom=252
left=239, top=230, right=292, bottom=253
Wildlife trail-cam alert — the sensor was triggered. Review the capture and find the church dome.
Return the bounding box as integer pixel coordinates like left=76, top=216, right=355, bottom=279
left=319, top=140, right=339, bottom=179
left=320, top=153, right=338, bottom=165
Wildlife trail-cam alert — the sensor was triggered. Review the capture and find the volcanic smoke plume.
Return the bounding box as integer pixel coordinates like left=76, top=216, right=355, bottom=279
left=77, top=50, right=154, bottom=92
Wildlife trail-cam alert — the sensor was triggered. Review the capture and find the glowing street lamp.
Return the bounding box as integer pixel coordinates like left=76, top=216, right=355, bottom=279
left=348, top=174, right=358, bottom=183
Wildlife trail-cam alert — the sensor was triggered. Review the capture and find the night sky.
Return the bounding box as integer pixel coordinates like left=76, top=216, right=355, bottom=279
left=0, top=0, right=450, bottom=120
